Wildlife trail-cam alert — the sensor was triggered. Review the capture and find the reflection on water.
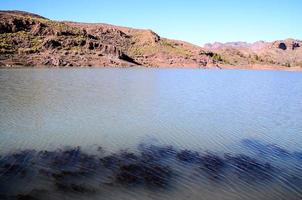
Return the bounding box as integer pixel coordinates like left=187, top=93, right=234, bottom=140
left=0, top=68, right=302, bottom=200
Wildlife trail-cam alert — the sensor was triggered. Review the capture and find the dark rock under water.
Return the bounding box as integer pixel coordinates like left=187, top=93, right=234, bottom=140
left=0, top=138, right=302, bottom=200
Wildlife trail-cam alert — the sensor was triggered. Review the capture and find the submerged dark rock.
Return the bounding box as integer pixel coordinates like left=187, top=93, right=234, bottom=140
left=43, top=147, right=99, bottom=172
left=54, top=182, right=96, bottom=194
left=100, top=154, right=122, bottom=169
left=116, top=162, right=172, bottom=188
left=0, top=195, right=9, bottom=200
left=198, top=153, right=226, bottom=180
left=52, top=170, right=88, bottom=181
left=176, top=150, right=201, bottom=164
left=293, top=152, right=302, bottom=161
left=241, top=138, right=266, bottom=152
left=1, top=163, right=27, bottom=178
left=225, top=154, right=273, bottom=181
left=116, top=164, right=144, bottom=185
left=266, top=144, right=290, bottom=157
left=119, top=151, right=140, bottom=166
left=17, top=194, right=40, bottom=200
left=143, top=165, right=172, bottom=187
left=241, top=138, right=290, bottom=158
left=0, top=140, right=300, bottom=197
left=139, top=144, right=177, bottom=162
left=0, top=150, right=36, bottom=180
left=201, top=153, right=225, bottom=173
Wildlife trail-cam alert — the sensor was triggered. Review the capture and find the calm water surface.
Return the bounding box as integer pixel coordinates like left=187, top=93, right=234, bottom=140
left=0, top=68, right=302, bottom=200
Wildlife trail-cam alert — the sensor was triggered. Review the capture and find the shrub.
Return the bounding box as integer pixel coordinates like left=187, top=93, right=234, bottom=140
left=283, top=62, right=291, bottom=68
left=0, top=42, right=12, bottom=49
left=160, top=40, right=175, bottom=48
left=254, top=55, right=260, bottom=61
left=212, top=53, right=223, bottom=62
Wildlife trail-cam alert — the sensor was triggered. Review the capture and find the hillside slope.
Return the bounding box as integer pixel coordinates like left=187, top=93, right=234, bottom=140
left=0, top=10, right=213, bottom=68
left=204, top=39, right=302, bottom=69
left=0, top=10, right=301, bottom=70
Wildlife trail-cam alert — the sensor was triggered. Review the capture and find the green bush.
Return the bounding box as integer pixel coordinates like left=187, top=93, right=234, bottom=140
left=212, top=53, right=223, bottom=62
left=160, top=40, right=175, bottom=48
left=0, top=43, right=12, bottom=49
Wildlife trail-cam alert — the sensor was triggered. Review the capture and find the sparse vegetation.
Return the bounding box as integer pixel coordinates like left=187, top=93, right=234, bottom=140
left=0, top=49, right=14, bottom=54
left=160, top=40, right=175, bottom=48
left=212, top=53, right=223, bottom=62
left=30, top=37, right=43, bottom=50
left=0, top=42, right=12, bottom=49
left=254, top=54, right=260, bottom=61
left=129, top=45, right=158, bottom=56
left=283, top=61, right=291, bottom=68
left=201, top=51, right=224, bottom=62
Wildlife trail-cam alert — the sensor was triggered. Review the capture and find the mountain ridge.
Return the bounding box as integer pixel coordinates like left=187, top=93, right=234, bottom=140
left=0, top=10, right=301, bottom=70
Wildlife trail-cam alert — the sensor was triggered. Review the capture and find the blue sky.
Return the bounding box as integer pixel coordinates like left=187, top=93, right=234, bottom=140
left=1, top=0, right=301, bottom=45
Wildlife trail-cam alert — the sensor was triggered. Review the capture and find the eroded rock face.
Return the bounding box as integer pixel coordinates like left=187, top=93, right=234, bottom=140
left=43, top=39, right=61, bottom=49
left=86, top=42, right=124, bottom=58
left=86, top=41, right=100, bottom=50
left=66, top=38, right=86, bottom=47
left=100, top=44, right=122, bottom=58
left=30, top=23, right=51, bottom=36
left=0, top=18, right=34, bottom=34
left=42, top=57, right=72, bottom=67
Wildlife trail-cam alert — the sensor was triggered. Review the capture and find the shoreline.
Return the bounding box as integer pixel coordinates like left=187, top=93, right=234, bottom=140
left=1, top=65, right=302, bottom=72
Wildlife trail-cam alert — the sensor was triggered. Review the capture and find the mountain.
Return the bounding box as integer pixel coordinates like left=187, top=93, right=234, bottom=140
left=0, top=10, right=212, bottom=68
left=0, top=10, right=301, bottom=70
left=204, top=39, right=302, bottom=69
left=203, top=41, right=270, bottom=51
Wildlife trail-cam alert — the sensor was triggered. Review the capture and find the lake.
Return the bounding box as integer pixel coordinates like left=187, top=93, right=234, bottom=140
left=0, top=68, right=302, bottom=200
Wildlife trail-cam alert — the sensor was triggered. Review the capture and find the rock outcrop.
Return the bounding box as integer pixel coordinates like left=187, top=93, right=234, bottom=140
left=272, top=39, right=301, bottom=51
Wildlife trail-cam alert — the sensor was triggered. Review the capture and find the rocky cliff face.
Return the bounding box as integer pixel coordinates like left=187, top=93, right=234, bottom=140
left=0, top=10, right=301, bottom=70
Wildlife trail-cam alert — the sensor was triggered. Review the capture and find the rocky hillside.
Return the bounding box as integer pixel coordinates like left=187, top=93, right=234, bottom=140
left=204, top=39, right=302, bottom=69
left=0, top=10, right=301, bottom=70
left=0, top=10, right=213, bottom=68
